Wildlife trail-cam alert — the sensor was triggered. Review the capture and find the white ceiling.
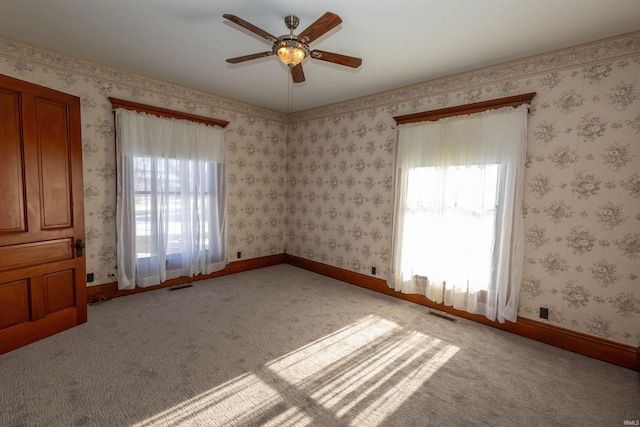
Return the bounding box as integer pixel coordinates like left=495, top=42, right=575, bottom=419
left=1, top=0, right=640, bottom=113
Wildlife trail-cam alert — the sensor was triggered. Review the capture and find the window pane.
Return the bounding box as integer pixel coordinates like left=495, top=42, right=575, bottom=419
left=405, top=165, right=501, bottom=291
left=134, top=156, right=152, bottom=258
left=132, top=156, right=217, bottom=260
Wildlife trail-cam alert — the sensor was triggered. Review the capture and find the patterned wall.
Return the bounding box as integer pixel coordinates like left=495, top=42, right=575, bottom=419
left=0, top=39, right=288, bottom=287
left=286, top=33, right=640, bottom=347
left=1, top=32, right=639, bottom=346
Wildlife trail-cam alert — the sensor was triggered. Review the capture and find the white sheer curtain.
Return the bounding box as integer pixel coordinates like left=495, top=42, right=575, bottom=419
left=388, top=105, right=528, bottom=323
left=115, top=108, right=227, bottom=290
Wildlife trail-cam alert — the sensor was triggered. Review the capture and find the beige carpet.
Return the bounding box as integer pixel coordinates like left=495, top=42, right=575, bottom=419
left=1, top=264, right=638, bottom=426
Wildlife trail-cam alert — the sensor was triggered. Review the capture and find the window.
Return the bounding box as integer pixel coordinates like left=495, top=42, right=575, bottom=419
left=404, top=164, right=503, bottom=297
left=132, top=156, right=224, bottom=268
left=113, top=103, right=228, bottom=290
left=389, top=94, right=534, bottom=323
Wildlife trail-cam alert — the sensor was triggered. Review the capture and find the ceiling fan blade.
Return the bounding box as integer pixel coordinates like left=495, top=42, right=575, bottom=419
left=310, top=50, right=362, bottom=68
left=298, top=12, right=342, bottom=44
left=226, top=51, right=274, bottom=64
left=223, top=14, right=278, bottom=42
left=291, top=63, right=305, bottom=83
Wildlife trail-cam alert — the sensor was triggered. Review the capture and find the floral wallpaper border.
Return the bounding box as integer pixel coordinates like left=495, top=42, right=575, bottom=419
left=0, top=37, right=287, bottom=123
left=290, top=32, right=640, bottom=122
left=3, top=32, right=639, bottom=124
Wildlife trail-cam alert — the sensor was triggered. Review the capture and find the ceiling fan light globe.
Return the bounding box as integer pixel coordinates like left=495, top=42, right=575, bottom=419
left=274, top=38, right=309, bottom=67
left=277, top=46, right=305, bottom=66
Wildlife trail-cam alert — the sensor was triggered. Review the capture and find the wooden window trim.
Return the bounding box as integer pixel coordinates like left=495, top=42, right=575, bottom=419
left=393, top=92, right=536, bottom=125
left=109, top=97, right=229, bottom=128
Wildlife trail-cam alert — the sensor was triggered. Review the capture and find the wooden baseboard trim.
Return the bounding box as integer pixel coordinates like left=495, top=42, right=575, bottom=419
left=86, top=254, right=285, bottom=303
left=285, top=254, right=639, bottom=371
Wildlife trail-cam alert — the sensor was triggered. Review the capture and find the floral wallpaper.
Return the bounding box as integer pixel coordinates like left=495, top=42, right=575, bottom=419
left=286, top=33, right=640, bottom=347
left=1, top=31, right=639, bottom=347
left=0, top=38, right=289, bottom=289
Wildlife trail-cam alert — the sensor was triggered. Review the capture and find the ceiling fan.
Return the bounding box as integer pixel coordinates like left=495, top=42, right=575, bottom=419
left=223, top=12, right=362, bottom=83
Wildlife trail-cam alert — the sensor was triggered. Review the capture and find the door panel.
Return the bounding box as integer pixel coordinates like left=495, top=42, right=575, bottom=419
left=0, top=279, right=30, bottom=329
left=0, top=89, right=26, bottom=233
left=43, top=269, right=76, bottom=314
left=0, top=238, right=74, bottom=272
left=36, top=98, right=73, bottom=229
left=0, top=74, right=86, bottom=354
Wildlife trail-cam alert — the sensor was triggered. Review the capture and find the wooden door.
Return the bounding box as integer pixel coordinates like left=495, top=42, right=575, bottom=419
left=0, top=74, right=86, bottom=354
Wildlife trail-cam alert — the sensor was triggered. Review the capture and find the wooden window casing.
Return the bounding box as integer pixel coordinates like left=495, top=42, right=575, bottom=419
left=109, top=97, right=229, bottom=128
left=393, top=92, right=536, bottom=125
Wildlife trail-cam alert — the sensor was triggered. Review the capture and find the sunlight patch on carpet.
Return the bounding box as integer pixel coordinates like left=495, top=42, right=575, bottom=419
left=267, top=315, right=459, bottom=425
left=134, top=371, right=313, bottom=426
left=135, top=315, right=458, bottom=426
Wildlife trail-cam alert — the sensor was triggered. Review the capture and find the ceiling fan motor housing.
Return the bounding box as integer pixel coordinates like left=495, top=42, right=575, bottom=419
left=284, top=15, right=300, bottom=30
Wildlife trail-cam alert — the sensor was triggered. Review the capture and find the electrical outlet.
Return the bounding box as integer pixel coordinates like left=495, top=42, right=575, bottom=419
left=539, top=307, right=549, bottom=319
left=237, top=251, right=241, bottom=259
left=87, top=273, right=94, bottom=282
left=371, top=267, right=376, bottom=275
